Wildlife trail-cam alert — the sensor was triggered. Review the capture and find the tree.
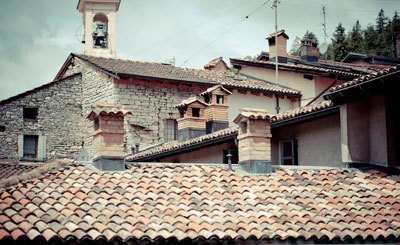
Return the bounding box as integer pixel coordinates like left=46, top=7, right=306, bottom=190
left=347, top=20, right=363, bottom=53
left=362, top=24, right=378, bottom=55
left=376, top=9, right=389, bottom=33
left=303, top=31, right=319, bottom=46
left=289, top=36, right=301, bottom=55
left=331, top=23, right=348, bottom=61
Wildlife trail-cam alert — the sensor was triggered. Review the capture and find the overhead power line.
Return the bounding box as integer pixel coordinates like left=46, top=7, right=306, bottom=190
left=180, top=0, right=272, bottom=67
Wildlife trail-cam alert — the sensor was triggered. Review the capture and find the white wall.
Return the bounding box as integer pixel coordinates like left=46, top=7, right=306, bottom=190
left=229, top=90, right=293, bottom=124
left=239, top=66, right=315, bottom=106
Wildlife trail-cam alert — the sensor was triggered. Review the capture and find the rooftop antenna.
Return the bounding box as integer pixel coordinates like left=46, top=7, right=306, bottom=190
left=321, top=5, right=328, bottom=61
left=272, top=0, right=280, bottom=84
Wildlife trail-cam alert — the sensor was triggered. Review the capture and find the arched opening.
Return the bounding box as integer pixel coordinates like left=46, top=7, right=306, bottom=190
left=92, top=13, right=108, bottom=48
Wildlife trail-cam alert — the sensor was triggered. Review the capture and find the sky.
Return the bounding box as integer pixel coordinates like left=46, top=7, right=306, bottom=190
left=0, top=0, right=398, bottom=101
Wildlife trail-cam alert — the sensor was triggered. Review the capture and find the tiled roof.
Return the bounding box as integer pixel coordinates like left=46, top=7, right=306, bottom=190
left=203, top=57, right=227, bottom=69
left=271, top=100, right=335, bottom=123
left=266, top=29, right=289, bottom=40
left=230, top=58, right=365, bottom=78
left=126, top=127, right=238, bottom=161
left=87, top=103, right=132, bottom=120
left=234, top=108, right=273, bottom=124
left=73, top=54, right=300, bottom=96
left=329, top=66, right=400, bottom=93
left=175, top=97, right=208, bottom=109
left=1, top=162, right=400, bottom=243
left=199, top=85, right=232, bottom=96
left=0, top=164, right=39, bottom=180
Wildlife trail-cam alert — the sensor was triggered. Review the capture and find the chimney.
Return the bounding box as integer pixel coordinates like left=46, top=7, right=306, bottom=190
left=266, top=29, right=289, bottom=63
left=176, top=98, right=208, bottom=141
left=300, top=38, right=319, bottom=62
left=233, top=108, right=273, bottom=174
left=87, top=103, right=131, bottom=171
left=200, top=85, right=232, bottom=134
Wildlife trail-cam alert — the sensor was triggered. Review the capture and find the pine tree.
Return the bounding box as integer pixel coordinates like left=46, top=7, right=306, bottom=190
left=303, top=31, right=319, bottom=46
left=362, top=24, right=378, bottom=55
left=347, top=20, right=363, bottom=53
left=376, top=9, right=389, bottom=33
left=331, top=23, right=348, bottom=61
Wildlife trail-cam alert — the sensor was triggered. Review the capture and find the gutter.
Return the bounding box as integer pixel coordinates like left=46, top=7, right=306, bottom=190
left=271, top=106, right=340, bottom=128
left=126, top=133, right=237, bottom=162
left=324, top=69, right=400, bottom=101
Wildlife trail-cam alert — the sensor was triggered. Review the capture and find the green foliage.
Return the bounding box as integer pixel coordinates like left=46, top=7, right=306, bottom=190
left=303, top=31, right=319, bottom=46
left=289, top=36, right=301, bottom=55
left=292, top=9, right=399, bottom=61
left=331, top=23, right=348, bottom=61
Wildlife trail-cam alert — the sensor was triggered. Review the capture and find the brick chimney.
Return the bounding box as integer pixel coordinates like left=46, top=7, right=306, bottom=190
left=266, top=29, right=289, bottom=63
left=176, top=98, right=208, bottom=141
left=87, top=103, right=131, bottom=171
left=233, top=108, right=273, bottom=174
left=200, top=85, right=232, bottom=134
left=300, top=38, right=319, bottom=62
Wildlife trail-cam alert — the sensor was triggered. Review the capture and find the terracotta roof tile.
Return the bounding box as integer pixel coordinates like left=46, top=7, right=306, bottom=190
left=0, top=163, right=400, bottom=243
left=74, top=54, right=300, bottom=96
left=271, top=100, right=336, bottom=123
left=329, top=66, right=400, bottom=93
left=0, top=164, right=39, bottom=180
left=87, top=103, right=132, bottom=120
left=204, top=57, right=226, bottom=69
left=126, top=126, right=238, bottom=161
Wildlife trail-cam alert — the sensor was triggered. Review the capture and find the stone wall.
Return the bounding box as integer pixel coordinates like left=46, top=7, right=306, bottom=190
left=0, top=74, right=84, bottom=163
left=62, top=58, right=118, bottom=158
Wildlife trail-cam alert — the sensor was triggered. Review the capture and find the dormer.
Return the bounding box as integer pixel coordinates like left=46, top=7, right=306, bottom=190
left=175, top=98, right=208, bottom=141
left=200, top=85, right=232, bottom=133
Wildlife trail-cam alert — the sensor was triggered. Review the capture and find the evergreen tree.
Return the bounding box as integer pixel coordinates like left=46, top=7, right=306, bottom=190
left=289, top=36, right=302, bottom=55
left=376, top=9, right=389, bottom=33
left=331, top=23, right=348, bottom=61
left=303, top=31, right=319, bottom=46
left=362, top=24, right=378, bottom=55
left=347, top=20, right=363, bottom=53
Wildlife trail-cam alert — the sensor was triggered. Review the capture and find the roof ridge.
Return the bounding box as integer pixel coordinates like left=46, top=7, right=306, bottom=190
left=0, top=159, right=72, bottom=190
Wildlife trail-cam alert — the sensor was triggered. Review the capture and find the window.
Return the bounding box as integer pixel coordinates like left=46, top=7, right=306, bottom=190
left=23, top=107, right=38, bottom=120
left=164, top=119, right=177, bottom=142
left=281, top=139, right=298, bottom=165
left=216, top=95, right=224, bottom=104
left=94, top=117, right=100, bottom=130
left=192, top=108, right=200, bottom=117
left=0, top=126, right=5, bottom=132
left=23, top=135, right=38, bottom=158
left=223, top=149, right=238, bottom=164
left=204, top=95, right=211, bottom=104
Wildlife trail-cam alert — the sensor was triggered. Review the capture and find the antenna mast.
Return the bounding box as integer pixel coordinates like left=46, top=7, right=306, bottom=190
left=322, top=5, right=328, bottom=60
left=272, top=0, right=280, bottom=84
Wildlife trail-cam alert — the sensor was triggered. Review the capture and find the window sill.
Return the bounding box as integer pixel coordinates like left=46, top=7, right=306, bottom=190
left=20, top=157, right=46, bottom=162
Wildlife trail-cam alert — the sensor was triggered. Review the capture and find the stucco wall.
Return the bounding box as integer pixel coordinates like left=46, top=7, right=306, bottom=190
left=271, top=113, right=342, bottom=167
left=157, top=142, right=236, bottom=163
left=0, top=75, right=84, bottom=163
left=229, top=90, right=292, bottom=122
left=239, top=66, right=315, bottom=106
left=341, top=93, right=388, bottom=166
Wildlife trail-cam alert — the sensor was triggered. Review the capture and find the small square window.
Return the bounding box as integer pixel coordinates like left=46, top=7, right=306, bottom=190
left=23, top=107, right=38, bottom=120
left=192, top=108, right=200, bottom=117
left=216, top=95, right=224, bottom=104
left=23, top=135, right=38, bottom=158
left=0, top=125, right=5, bottom=132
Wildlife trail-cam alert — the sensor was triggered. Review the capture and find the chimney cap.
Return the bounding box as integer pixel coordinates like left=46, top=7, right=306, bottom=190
left=301, top=38, right=318, bottom=48
left=200, top=85, right=232, bottom=97
left=266, top=29, right=289, bottom=40
left=175, top=97, right=208, bottom=109
left=87, top=103, right=132, bottom=120
left=233, top=108, right=273, bottom=124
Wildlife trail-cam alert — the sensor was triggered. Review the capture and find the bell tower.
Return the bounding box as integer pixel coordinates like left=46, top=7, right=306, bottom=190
left=77, top=0, right=121, bottom=58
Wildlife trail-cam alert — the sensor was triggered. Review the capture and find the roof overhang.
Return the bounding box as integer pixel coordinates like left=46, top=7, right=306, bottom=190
left=324, top=69, right=400, bottom=103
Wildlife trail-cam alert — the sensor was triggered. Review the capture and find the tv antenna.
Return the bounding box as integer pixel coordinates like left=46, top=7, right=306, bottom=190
left=321, top=5, right=328, bottom=60
left=272, top=0, right=280, bottom=86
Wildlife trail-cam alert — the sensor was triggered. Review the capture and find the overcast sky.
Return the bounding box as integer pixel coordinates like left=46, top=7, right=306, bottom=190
left=0, top=0, right=398, bottom=100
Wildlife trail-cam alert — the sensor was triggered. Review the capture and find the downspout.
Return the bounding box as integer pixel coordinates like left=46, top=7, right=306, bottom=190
left=275, top=96, right=280, bottom=114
